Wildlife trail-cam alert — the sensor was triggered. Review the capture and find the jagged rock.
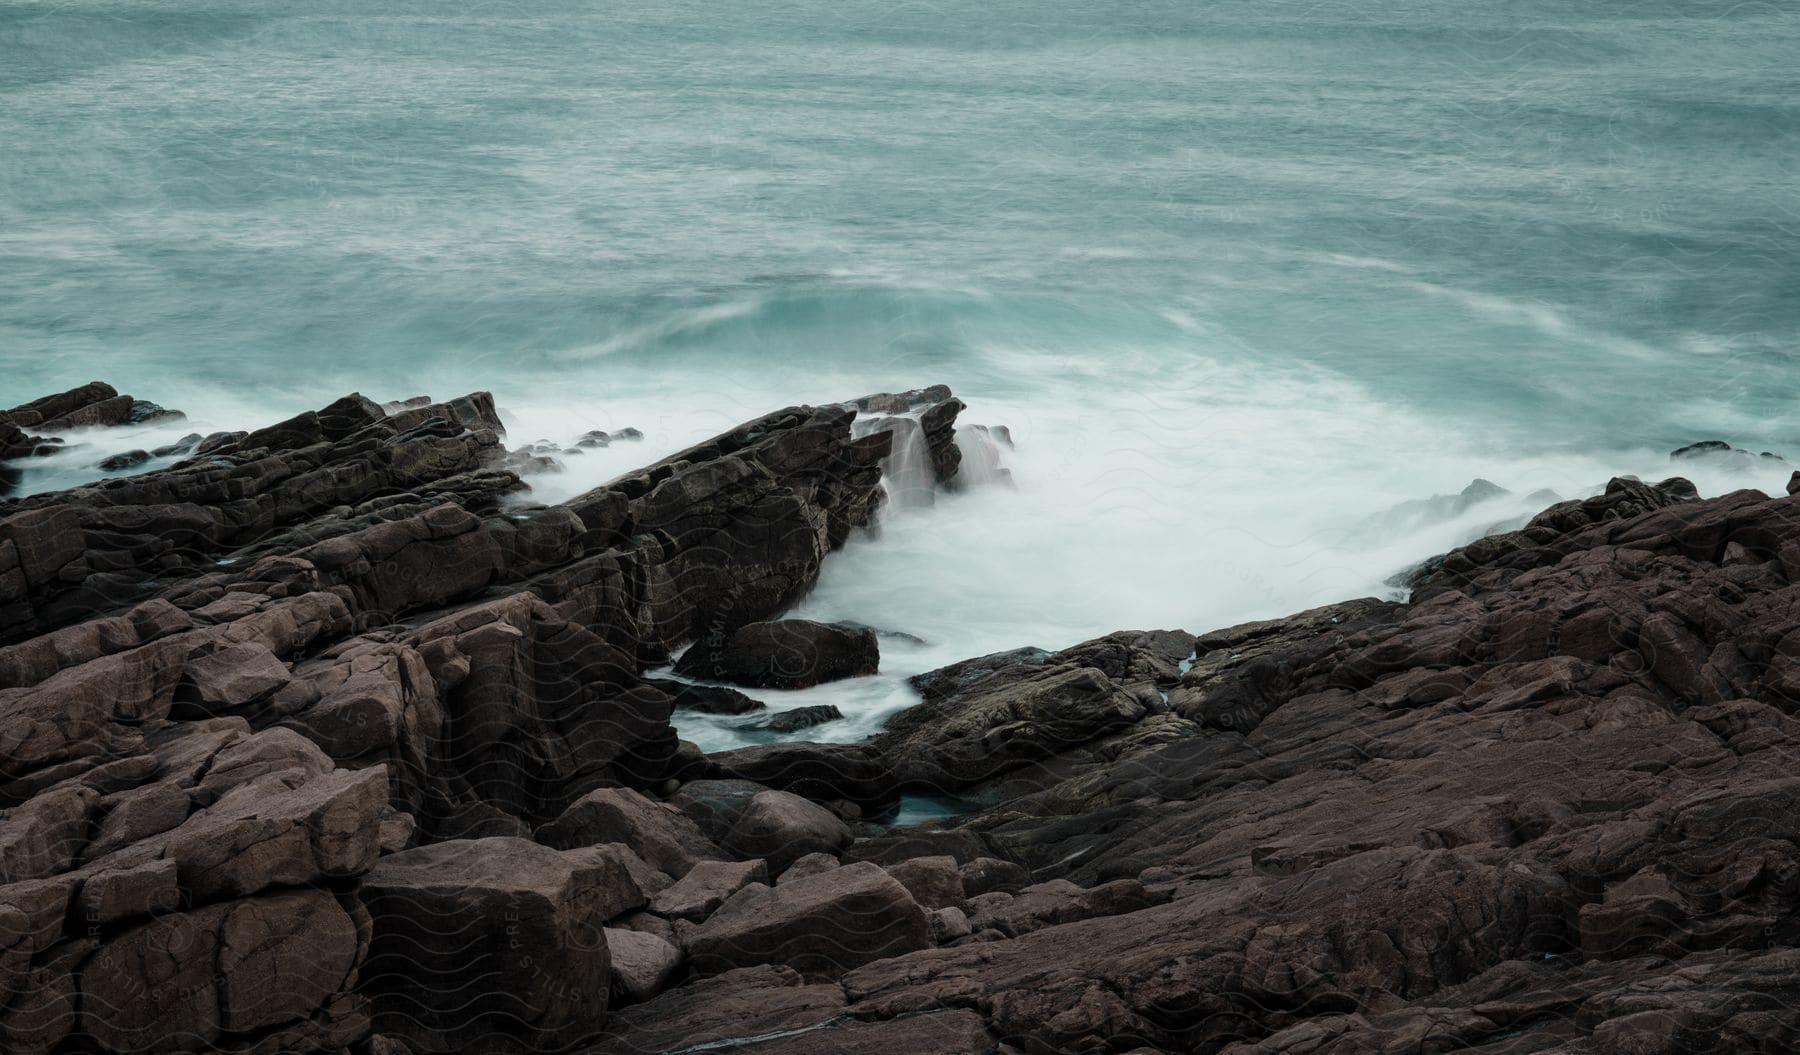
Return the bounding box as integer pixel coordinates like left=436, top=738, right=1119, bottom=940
left=876, top=662, right=1150, bottom=792
left=673, top=619, right=879, bottom=689
left=359, top=837, right=643, bottom=1054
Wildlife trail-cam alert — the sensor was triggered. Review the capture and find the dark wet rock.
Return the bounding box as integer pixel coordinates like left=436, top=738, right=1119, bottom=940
left=849, top=385, right=967, bottom=487
left=645, top=676, right=766, bottom=714
left=750, top=703, right=844, bottom=732
left=673, top=618, right=879, bottom=689
left=126, top=399, right=185, bottom=425
left=960, top=856, right=1031, bottom=897
left=1671, top=439, right=1784, bottom=470
left=95, top=449, right=151, bottom=472
left=875, top=661, right=1150, bottom=792
left=907, top=645, right=1054, bottom=702
left=150, top=432, right=204, bottom=458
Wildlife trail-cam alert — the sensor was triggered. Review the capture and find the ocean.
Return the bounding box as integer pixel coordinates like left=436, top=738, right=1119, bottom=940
left=4, top=0, right=1796, bottom=749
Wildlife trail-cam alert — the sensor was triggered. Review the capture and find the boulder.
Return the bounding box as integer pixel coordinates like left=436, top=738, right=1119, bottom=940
left=359, top=837, right=644, bottom=1053
left=686, top=861, right=931, bottom=979
left=673, top=619, right=879, bottom=690
left=604, top=927, right=682, bottom=1002
left=721, top=790, right=852, bottom=874
left=536, top=786, right=724, bottom=878
left=883, top=854, right=965, bottom=909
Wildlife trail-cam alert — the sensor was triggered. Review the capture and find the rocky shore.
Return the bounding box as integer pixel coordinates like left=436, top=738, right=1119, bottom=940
left=5, top=381, right=1800, bottom=1053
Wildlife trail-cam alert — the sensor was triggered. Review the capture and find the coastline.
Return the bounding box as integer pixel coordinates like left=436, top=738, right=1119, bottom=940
left=5, top=381, right=1800, bottom=1052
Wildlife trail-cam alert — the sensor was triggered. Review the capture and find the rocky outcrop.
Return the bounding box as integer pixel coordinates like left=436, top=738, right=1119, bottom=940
left=0, top=382, right=979, bottom=1054
left=17, top=376, right=1800, bottom=1054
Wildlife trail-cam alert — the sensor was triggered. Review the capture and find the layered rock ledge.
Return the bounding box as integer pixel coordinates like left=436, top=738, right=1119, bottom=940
left=4, top=383, right=1800, bottom=1054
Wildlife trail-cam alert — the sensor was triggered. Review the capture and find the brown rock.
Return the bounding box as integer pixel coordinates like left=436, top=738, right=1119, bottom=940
left=649, top=858, right=770, bottom=923
left=536, top=786, right=724, bottom=878
left=359, top=836, right=641, bottom=1053
left=686, top=861, right=930, bottom=979
left=721, top=790, right=851, bottom=875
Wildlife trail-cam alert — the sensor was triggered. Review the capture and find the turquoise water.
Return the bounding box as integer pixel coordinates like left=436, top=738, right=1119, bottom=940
left=5, top=1, right=1799, bottom=746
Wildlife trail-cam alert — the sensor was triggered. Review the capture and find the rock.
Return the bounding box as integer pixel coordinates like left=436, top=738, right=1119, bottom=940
left=150, top=433, right=203, bottom=458
left=751, top=703, right=844, bottom=732
left=706, top=742, right=899, bottom=809
left=173, top=641, right=293, bottom=714
left=963, top=878, right=1164, bottom=938
left=77, top=887, right=359, bottom=1053
left=777, top=851, right=842, bottom=885
left=587, top=965, right=848, bottom=1055
left=649, top=858, right=770, bottom=923
left=930, top=906, right=972, bottom=943
left=359, top=836, right=643, bottom=1053
left=0, top=381, right=989, bottom=1053
left=536, top=786, right=725, bottom=878
left=96, top=449, right=151, bottom=472
left=876, top=662, right=1150, bottom=792
left=668, top=779, right=769, bottom=844
left=646, top=676, right=766, bottom=715
left=686, top=861, right=931, bottom=979
left=844, top=828, right=995, bottom=867
left=883, top=854, right=965, bottom=908
left=960, top=856, right=1031, bottom=897
left=908, top=645, right=1053, bottom=703
left=604, top=927, right=682, bottom=1002
left=721, top=790, right=852, bottom=874
left=673, top=619, right=880, bottom=689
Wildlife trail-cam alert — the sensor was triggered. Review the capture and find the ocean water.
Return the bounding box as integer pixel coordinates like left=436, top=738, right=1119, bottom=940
left=4, top=0, right=1797, bottom=749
